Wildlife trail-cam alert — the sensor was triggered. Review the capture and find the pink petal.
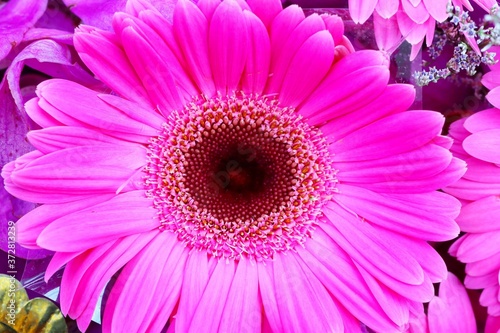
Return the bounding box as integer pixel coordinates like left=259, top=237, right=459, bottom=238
left=320, top=84, right=415, bottom=141
left=247, top=0, right=282, bottom=29
left=16, top=194, right=113, bottom=249
left=197, top=0, right=220, bottom=22
left=333, top=184, right=460, bottom=241
left=37, top=191, right=158, bottom=251
left=446, top=177, right=500, bottom=201
left=9, top=145, right=147, bottom=196
left=258, top=263, right=283, bottom=333
left=266, top=13, right=325, bottom=96
left=279, top=30, right=335, bottom=107
left=298, top=50, right=389, bottom=124
left=219, top=258, right=261, bottom=333
left=401, top=0, right=431, bottom=24
left=457, top=196, right=500, bottom=233
left=466, top=251, right=500, bottom=277
left=396, top=11, right=430, bottom=45
left=464, top=108, right=500, bottom=133
left=208, top=0, right=249, bottom=95
left=273, top=253, right=344, bottom=332
left=74, top=26, right=151, bottom=105
left=187, top=259, right=235, bottom=332
left=27, top=127, right=131, bottom=154
left=63, top=0, right=127, bottom=31
left=348, top=0, right=378, bottom=24
left=423, top=0, right=449, bottom=22
left=375, top=0, right=399, bottom=18
left=463, top=129, right=500, bottom=164
left=36, top=79, right=161, bottom=143
left=120, top=26, right=183, bottom=114
left=331, top=111, right=444, bottom=161
left=322, top=15, right=344, bottom=46
left=175, top=251, right=211, bottom=333
left=322, top=202, right=425, bottom=285
left=457, top=231, right=500, bottom=263
left=173, top=0, right=215, bottom=97
left=24, top=97, right=63, bottom=128
left=103, top=232, right=187, bottom=333
left=373, top=13, right=404, bottom=53
left=428, top=273, right=476, bottom=333
left=297, top=232, right=400, bottom=332
left=241, top=10, right=271, bottom=95
left=482, top=72, right=500, bottom=90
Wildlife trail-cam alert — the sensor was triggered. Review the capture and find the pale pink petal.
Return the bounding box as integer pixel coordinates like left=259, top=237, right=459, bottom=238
left=173, top=0, right=215, bottom=97
left=423, top=0, right=449, bottom=22
left=401, top=0, right=431, bottom=24
left=463, top=129, right=500, bottom=164
left=297, top=232, right=400, bottom=332
left=209, top=0, right=249, bottom=95
left=396, top=11, right=430, bottom=45
left=373, top=13, right=404, bottom=53
left=266, top=13, right=325, bottom=95
left=37, top=191, right=158, bottom=251
left=74, top=26, right=151, bottom=105
left=219, top=258, right=261, bottom=333
left=247, top=0, right=282, bottom=28
left=103, top=232, right=187, bottom=333
left=348, top=0, right=379, bottom=24
left=428, top=273, right=476, bottom=333
left=482, top=72, right=500, bottom=90
left=321, top=84, right=415, bottom=141
left=457, top=196, right=500, bottom=233
left=331, top=111, right=444, bottom=161
left=273, top=253, right=344, bottom=332
left=16, top=194, right=113, bottom=249
left=187, top=259, right=235, bottom=332
left=375, top=0, right=399, bottom=18
left=279, top=30, right=335, bottom=107
left=241, top=10, right=271, bottom=95
left=333, top=184, right=460, bottom=241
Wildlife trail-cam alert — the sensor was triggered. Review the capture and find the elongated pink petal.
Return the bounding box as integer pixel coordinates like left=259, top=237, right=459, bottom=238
left=373, top=13, right=404, bottom=53
left=457, top=196, right=500, bottom=233
left=457, top=231, right=500, bottom=262
left=258, top=263, right=283, bottom=333
left=219, top=258, right=261, bottom=333
left=173, top=0, right=215, bottom=97
left=297, top=232, right=400, bottom=332
left=266, top=13, right=325, bottom=95
left=349, top=0, right=378, bottom=24
left=9, top=145, right=147, bottom=195
left=16, top=194, right=113, bottom=249
left=25, top=98, right=63, bottom=128
left=121, top=26, right=183, bottom=114
left=333, top=184, right=460, bottom=241
left=321, top=84, right=414, bottom=141
left=273, top=253, right=344, bottom=332
left=331, top=111, right=444, bottom=161
left=241, top=10, right=271, bottom=95
left=197, top=0, right=220, bottom=22
left=37, top=191, right=158, bottom=251
left=279, top=30, right=335, bottom=107
left=423, top=0, right=449, bottom=22
left=464, top=108, right=500, bottom=133
left=401, top=0, right=430, bottom=24
left=187, top=259, right=235, bottom=332
left=74, top=26, right=151, bottom=105
left=209, top=0, right=249, bottom=95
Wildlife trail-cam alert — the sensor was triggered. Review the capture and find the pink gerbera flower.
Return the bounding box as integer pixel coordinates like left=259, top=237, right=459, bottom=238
left=3, top=0, right=465, bottom=332
left=349, top=0, right=498, bottom=58
left=445, top=72, right=500, bottom=324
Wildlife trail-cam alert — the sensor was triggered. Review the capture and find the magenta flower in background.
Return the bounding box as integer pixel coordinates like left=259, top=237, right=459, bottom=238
left=445, top=70, right=500, bottom=327
left=3, top=0, right=466, bottom=332
left=348, top=0, right=498, bottom=59
left=409, top=273, right=476, bottom=332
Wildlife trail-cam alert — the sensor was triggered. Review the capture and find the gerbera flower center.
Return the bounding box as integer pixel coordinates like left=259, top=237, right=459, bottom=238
left=145, top=94, right=335, bottom=260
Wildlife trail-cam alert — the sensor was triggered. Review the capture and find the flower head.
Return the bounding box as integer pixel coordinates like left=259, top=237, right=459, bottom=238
left=3, top=0, right=465, bottom=332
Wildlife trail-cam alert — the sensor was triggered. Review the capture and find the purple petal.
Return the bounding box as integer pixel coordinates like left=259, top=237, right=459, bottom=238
left=62, top=0, right=127, bottom=31
left=0, top=0, right=48, bottom=61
